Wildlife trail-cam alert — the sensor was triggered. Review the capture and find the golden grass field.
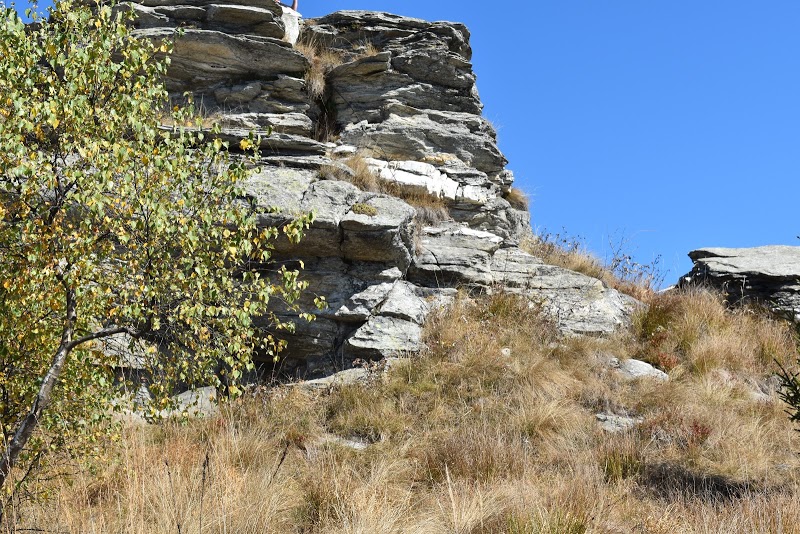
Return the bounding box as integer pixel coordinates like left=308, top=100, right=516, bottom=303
left=7, top=280, right=800, bottom=533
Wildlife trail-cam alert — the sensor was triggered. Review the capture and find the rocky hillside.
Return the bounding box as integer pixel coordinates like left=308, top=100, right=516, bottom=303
left=127, top=1, right=637, bottom=377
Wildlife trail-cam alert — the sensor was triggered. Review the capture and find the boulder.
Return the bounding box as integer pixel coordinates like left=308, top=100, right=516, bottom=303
left=610, top=358, right=669, bottom=382
left=378, top=281, right=430, bottom=325
left=681, top=245, right=800, bottom=321
left=296, top=367, right=370, bottom=391
left=279, top=5, right=301, bottom=45
left=596, top=413, right=642, bottom=433
left=335, top=282, right=396, bottom=322
left=491, top=248, right=637, bottom=336
left=344, top=315, right=424, bottom=359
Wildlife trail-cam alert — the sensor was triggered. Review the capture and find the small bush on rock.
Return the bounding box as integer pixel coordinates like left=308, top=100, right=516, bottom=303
left=294, top=38, right=343, bottom=101
left=351, top=203, right=378, bottom=216
left=504, top=187, right=529, bottom=210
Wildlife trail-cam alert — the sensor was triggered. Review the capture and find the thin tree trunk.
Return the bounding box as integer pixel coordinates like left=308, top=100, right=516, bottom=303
left=0, top=289, right=77, bottom=504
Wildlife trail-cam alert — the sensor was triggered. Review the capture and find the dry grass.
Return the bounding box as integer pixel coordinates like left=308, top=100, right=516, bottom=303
left=355, top=39, right=380, bottom=58
left=9, top=290, right=800, bottom=533
left=633, top=287, right=797, bottom=377
left=320, top=153, right=451, bottom=226
left=504, top=187, right=529, bottom=211
left=294, top=39, right=344, bottom=101
left=521, top=232, right=659, bottom=301
left=521, top=233, right=616, bottom=282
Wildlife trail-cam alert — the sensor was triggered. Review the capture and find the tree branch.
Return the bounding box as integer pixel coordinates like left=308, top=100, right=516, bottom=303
left=0, top=288, right=77, bottom=499
left=66, top=325, right=140, bottom=352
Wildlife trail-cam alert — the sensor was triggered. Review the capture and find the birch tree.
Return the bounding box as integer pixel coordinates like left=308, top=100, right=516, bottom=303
left=0, top=0, right=315, bottom=512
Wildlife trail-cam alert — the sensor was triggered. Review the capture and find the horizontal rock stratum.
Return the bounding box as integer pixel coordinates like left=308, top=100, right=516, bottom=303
left=125, top=2, right=639, bottom=377
left=682, top=245, right=800, bottom=321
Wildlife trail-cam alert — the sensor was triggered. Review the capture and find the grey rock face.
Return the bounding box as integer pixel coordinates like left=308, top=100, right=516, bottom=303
left=341, top=196, right=416, bottom=271
left=406, top=227, right=636, bottom=335
left=610, top=358, right=669, bottom=382
left=596, top=413, right=642, bottom=433
left=205, top=4, right=285, bottom=38
left=345, top=315, right=424, bottom=359
left=327, top=53, right=481, bottom=125
left=121, top=3, right=639, bottom=378
left=409, top=225, right=503, bottom=287
left=490, top=248, right=638, bottom=336
left=340, top=106, right=506, bottom=175
left=303, top=11, right=472, bottom=59
left=681, top=246, right=800, bottom=321
left=136, top=28, right=307, bottom=91
left=295, top=367, right=370, bottom=391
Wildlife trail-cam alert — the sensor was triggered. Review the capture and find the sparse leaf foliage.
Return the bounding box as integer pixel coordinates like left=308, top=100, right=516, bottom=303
left=777, top=359, right=800, bottom=429
left=0, top=0, right=314, bottom=514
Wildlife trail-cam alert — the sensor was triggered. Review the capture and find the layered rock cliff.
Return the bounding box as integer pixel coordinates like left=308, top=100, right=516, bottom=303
left=126, top=2, right=637, bottom=377
left=681, top=245, right=800, bottom=322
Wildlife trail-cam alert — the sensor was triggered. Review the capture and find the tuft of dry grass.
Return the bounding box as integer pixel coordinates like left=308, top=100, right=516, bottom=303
left=633, top=287, right=797, bottom=377
left=504, top=187, right=529, bottom=211
left=10, top=290, right=800, bottom=533
left=294, top=39, right=344, bottom=101
left=320, top=153, right=451, bottom=226
left=521, top=233, right=615, bottom=282
left=521, top=232, right=659, bottom=301
left=356, top=40, right=380, bottom=58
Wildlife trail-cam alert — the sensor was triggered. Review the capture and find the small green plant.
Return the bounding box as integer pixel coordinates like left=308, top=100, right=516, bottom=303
left=777, top=359, right=800, bottom=430
left=600, top=437, right=643, bottom=483
left=351, top=202, right=378, bottom=216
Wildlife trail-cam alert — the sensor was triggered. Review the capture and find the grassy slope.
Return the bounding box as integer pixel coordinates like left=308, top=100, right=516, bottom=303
left=11, top=284, right=800, bottom=533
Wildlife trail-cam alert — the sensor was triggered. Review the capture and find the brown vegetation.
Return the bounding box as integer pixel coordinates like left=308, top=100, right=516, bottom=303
left=521, top=232, right=661, bottom=301
left=504, top=187, right=529, bottom=211
left=9, top=287, right=800, bottom=533
left=320, top=153, right=451, bottom=227
left=294, top=39, right=344, bottom=101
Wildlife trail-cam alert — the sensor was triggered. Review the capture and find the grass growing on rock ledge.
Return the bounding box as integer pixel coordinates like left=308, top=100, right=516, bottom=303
left=521, top=231, right=663, bottom=302
left=9, top=290, right=800, bottom=533
left=294, top=38, right=344, bottom=102
left=320, top=153, right=451, bottom=227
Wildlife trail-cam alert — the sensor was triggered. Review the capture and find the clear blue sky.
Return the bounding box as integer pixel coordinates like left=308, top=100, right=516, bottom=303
left=18, top=1, right=800, bottom=283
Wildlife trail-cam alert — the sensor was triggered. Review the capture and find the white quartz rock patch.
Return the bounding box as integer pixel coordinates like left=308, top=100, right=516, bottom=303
left=365, top=158, right=491, bottom=204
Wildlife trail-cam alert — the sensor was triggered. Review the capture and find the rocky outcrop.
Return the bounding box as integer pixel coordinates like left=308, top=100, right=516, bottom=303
left=681, top=245, right=800, bottom=321
left=126, top=3, right=639, bottom=377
